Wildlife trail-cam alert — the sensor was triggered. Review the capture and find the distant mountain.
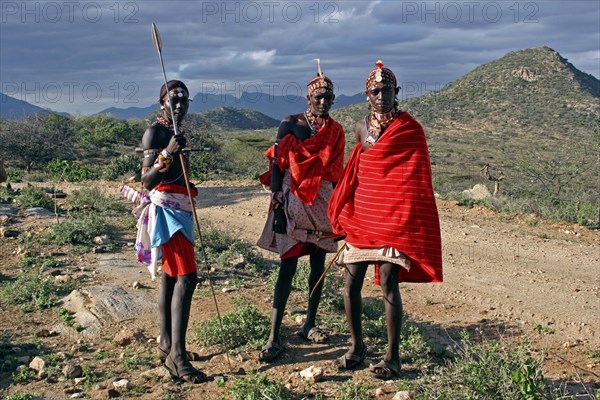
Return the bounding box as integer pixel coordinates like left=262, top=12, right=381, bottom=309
left=143, top=106, right=279, bottom=132
left=0, top=92, right=51, bottom=119
left=99, top=104, right=159, bottom=120
left=188, top=91, right=366, bottom=119
left=333, top=93, right=366, bottom=109
left=97, top=91, right=365, bottom=120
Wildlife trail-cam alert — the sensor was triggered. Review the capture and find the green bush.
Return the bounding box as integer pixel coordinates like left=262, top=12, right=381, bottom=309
left=102, top=154, right=141, bottom=181
left=267, top=260, right=310, bottom=295
left=6, top=168, right=23, bottom=183
left=20, top=254, right=62, bottom=270
left=400, top=324, right=431, bottom=366
left=74, top=114, right=143, bottom=147
left=319, top=267, right=345, bottom=313
left=201, top=224, right=273, bottom=273
left=66, top=186, right=126, bottom=215
left=6, top=393, right=36, bottom=400
left=230, top=372, right=291, bottom=400
left=46, top=159, right=95, bottom=182
left=16, top=185, right=53, bottom=210
left=11, top=368, right=36, bottom=384
left=189, top=137, right=223, bottom=181
left=194, top=297, right=270, bottom=350
left=221, top=139, right=268, bottom=179
left=45, top=213, right=110, bottom=245
left=0, top=186, right=15, bottom=202
left=412, top=332, right=554, bottom=400
left=0, top=267, right=77, bottom=311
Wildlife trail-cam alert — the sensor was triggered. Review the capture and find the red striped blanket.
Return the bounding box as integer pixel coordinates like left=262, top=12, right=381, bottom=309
left=328, top=112, right=442, bottom=283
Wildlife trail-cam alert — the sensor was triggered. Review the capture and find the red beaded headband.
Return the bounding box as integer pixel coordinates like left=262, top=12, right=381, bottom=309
left=307, top=58, right=334, bottom=97
left=366, top=60, right=397, bottom=89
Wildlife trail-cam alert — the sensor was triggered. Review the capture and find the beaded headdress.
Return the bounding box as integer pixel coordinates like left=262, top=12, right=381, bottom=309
left=159, top=80, right=189, bottom=103
left=307, top=58, right=334, bottom=97
left=366, top=60, right=397, bottom=90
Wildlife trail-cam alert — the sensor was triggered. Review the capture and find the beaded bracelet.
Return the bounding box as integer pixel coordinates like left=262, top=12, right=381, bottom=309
left=271, top=191, right=284, bottom=210
left=153, top=149, right=173, bottom=173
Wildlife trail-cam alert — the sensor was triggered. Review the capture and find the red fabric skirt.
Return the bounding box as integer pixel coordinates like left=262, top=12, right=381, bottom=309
left=281, top=242, right=319, bottom=260
left=161, top=231, right=197, bottom=277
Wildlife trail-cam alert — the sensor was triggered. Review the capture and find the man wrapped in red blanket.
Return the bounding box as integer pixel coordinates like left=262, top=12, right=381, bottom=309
left=328, top=61, right=442, bottom=380
left=257, top=60, right=345, bottom=362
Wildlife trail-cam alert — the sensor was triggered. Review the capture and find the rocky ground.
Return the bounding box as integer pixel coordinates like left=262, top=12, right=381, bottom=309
left=0, top=179, right=598, bottom=399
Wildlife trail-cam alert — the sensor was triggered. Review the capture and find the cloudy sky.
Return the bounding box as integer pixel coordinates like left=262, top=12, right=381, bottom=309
left=1, top=0, right=598, bottom=114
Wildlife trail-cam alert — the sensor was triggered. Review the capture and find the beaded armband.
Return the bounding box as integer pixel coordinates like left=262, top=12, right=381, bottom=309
left=271, top=191, right=284, bottom=210
left=153, top=149, right=173, bottom=173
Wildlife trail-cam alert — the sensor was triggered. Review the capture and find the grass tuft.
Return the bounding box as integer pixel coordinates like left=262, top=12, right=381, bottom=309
left=194, top=297, right=270, bottom=351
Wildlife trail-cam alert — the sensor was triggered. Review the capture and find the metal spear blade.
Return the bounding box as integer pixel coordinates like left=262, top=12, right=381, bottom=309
left=151, top=23, right=162, bottom=53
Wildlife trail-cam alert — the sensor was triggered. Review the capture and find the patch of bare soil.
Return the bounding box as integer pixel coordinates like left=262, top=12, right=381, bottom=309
left=1, top=179, right=598, bottom=399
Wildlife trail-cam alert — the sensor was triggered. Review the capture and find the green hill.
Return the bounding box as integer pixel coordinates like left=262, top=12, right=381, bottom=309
left=195, top=107, right=279, bottom=131
left=404, top=46, right=598, bottom=137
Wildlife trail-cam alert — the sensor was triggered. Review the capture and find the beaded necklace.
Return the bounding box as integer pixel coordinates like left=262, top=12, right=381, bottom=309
left=304, top=108, right=328, bottom=135
left=365, top=108, right=399, bottom=145
left=154, top=116, right=186, bottom=135
left=154, top=116, right=173, bottom=130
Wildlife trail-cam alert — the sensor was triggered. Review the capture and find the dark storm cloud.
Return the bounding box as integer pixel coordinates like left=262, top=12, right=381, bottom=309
left=0, top=0, right=597, bottom=114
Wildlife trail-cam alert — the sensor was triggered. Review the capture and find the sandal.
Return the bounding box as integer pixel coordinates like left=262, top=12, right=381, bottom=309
left=369, top=359, right=400, bottom=380
left=335, top=343, right=367, bottom=370
left=164, top=355, right=207, bottom=384
left=156, top=347, right=202, bottom=362
left=296, top=326, right=329, bottom=343
left=258, top=342, right=285, bottom=363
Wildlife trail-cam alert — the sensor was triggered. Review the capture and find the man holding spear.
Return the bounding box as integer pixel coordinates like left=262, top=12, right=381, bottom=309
left=136, top=79, right=207, bottom=383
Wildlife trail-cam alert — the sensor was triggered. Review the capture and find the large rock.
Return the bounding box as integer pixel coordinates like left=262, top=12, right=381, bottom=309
left=97, top=253, right=139, bottom=272
left=112, top=379, right=131, bottom=390
left=299, top=366, right=323, bottom=383
left=29, top=356, right=45, bottom=373
left=0, top=205, right=17, bottom=216
left=63, top=363, right=83, bottom=378
left=59, top=286, right=156, bottom=337
left=113, top=329, right=145, bottom=346
left=462, top=184, right=492, bottom=200
left=140, top=366, right=171, bottom=380
left=24, top=207, right=54, bottom=216
left=392, top=391, right=413, bottom=400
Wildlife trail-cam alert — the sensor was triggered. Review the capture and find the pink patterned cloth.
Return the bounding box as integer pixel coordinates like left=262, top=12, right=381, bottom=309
left=121, top=184, right=194, bottom=280
left=257, top=172, right=337, bottom=256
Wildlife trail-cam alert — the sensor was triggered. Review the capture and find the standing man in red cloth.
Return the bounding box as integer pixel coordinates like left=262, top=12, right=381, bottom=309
left=257, top=61, right=345, bottom=362
left=328, top=61, right=443, bottom=380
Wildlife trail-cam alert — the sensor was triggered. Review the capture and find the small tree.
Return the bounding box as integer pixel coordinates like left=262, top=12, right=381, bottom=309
left=0, top=114, right=76, bottom=170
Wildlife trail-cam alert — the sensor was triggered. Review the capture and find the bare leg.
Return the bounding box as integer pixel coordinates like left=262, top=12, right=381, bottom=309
left=376, top=263, right=402, bottom=372
left=169, top=272, right=197, bottom=359
left=304, top=249, right=326, bottom=333
left=265, top=256, right=298, bottom=348
left=159, top=273, right=176, bottom=352
left=343, top=262, right=368, bottom=354
left=162, top=271, right=206, bottom=383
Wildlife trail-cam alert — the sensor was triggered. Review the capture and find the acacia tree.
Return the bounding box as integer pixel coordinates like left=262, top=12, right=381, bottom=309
left=510, top=141, right=598, bottom=225
left=0, top=113, right=77, bottom=170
